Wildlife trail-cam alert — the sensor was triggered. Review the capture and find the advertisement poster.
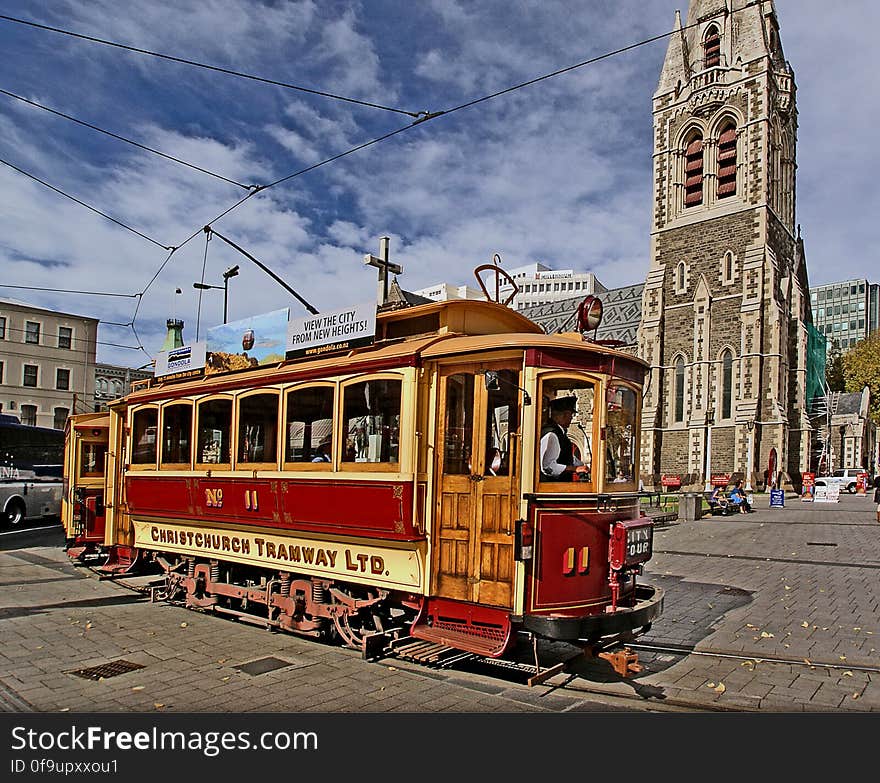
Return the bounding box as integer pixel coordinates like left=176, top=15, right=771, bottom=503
left=286, top=301, right=376, bottom=360
left=154, top=341, right=207, bottom=381
left=206, top=308, right=289, bottom=374
left=856, top=472, right=868, bottom=495
left=801, top=472, right=815, bottom=502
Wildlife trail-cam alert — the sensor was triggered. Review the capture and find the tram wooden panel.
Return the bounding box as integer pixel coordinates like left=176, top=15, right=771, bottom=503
left=436, top=480, right=472, bottom=600
left=125, top=476, right=419, bottom=540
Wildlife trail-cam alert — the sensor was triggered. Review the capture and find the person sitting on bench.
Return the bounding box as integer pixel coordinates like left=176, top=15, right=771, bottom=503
left=708, top=485, right=730, bottom=515
left=728, top=480, right=753, bottom=513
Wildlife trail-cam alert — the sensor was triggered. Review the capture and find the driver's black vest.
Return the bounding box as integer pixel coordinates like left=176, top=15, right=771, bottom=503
left=541, top=422, right=574, bottom=478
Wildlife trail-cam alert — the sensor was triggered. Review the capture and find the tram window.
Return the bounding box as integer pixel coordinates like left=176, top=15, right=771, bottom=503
left=131, top=409, right=158, bottom=465
left=342, top=378, right=401, bottom=464
left=161, top=403, right=192, bottom=465
left=285, top=386, right=334, bottom=463
left=484, top=369, right=519, bottom=477
left=197, top=399, right=232, bottom=464
left=238, top=393, right=279, bottom=464
left=443, top=373, right=474, bottom=475
left=80, top=442, right=107, bottom=477
left=538, top=379, right=595, bottom=482
left=606, top=384, right=637, bottom=484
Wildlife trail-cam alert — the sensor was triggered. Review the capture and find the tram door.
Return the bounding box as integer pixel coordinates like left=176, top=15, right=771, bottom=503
left=433, top=362, right=521, bottom=608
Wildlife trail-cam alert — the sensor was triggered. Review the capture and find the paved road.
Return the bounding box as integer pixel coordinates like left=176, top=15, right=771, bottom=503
left=0, top=493, right=877, bottom=714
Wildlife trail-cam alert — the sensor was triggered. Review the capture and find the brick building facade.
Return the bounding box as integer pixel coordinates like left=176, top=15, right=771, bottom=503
left=638, top=0, right=814, bottom=490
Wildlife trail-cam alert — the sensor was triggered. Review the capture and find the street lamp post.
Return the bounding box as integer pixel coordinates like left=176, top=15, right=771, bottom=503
left=193, top=265, right=239, bottom=329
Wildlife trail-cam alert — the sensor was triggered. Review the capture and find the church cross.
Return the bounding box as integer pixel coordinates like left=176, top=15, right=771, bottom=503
left=364, top=236, right=402, bottom=306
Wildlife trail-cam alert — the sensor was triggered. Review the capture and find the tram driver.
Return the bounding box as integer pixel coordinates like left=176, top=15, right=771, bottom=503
left=540, top=395, right=589, bottom=482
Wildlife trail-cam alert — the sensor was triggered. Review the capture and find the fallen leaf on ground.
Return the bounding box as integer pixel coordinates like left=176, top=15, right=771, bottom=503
left=839, top=655, right=846, bottom=661
left=131, top=686, right=144, bottom=692
left=801, top=622, right=809, bottom=628
left=180, top=622, right=188, bottom=628
left=154, top=703, right=165, bottom=710
left=713, top=683, right=726, bottom=693
left=843, top=671, right=853, bottom=677
left=852, top=693, right=860, bottom=700
left=760, top=631, right=774, bottom=638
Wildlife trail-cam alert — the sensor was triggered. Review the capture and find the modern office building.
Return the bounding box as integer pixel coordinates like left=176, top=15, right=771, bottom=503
left=810, top=279, right=879, bottom=353
left=414, top=262, right=607, bottom=312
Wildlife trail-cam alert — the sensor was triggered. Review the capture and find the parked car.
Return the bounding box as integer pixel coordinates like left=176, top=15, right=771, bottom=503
left=817, top=468, right=867, bottom=494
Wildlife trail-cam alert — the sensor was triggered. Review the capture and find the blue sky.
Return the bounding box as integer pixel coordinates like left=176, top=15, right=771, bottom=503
left=0, top=1, right=877, bottom=368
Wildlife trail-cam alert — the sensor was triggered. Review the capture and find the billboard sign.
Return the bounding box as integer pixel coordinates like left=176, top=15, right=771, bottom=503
left=286, top=301, right=375, bottom=360
left=154, top=342, right=207, bottom=382
left=206, top=309, right=289, bottom=374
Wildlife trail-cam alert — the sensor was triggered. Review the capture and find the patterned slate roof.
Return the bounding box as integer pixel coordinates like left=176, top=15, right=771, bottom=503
left=519, top=283, right=644, bottom=346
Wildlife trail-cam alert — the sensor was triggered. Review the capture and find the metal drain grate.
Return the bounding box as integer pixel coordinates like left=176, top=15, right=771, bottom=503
left=806, top=542, right=838, bottom=547
left=233, top=657, right=292, bottom=676
left=69, top=659, right=145, bottom=681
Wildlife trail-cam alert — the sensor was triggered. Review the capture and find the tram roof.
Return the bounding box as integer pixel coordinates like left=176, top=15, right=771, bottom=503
left=124, top=299, right=646, bottom=404
left=69, top=412, right=111, bottom=432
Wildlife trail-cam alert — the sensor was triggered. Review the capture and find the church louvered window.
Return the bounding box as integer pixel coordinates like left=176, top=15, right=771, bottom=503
left=704, top=26, right=721, bottom=68
left=717, top=125, right=737, bottom=198
left=684, top=136, right=704, bottom=207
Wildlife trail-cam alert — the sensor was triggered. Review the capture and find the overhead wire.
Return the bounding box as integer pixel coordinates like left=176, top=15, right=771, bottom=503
left=2, top=2, right=762, bottom=361
left=0, top=13, right=422, bottom=119
left=0, top=154, right=172, bottom=250
left=0, top=283, right=137, bottom=298
left=0, top=87, right=255, bottom=190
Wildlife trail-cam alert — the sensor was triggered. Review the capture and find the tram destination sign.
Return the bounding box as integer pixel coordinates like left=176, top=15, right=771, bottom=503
left=286, top=301, right=376, bottom=360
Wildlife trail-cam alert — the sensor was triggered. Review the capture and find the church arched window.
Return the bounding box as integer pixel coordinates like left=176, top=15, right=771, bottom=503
left=684, top=134, right=704, bottom=207
left=673, top=356, right=686, bottom=424
left=720, top=350, right=734, bottom=419
left=704, top=25, right=721, bottom=68
left=722, top=251, right=735, bottom=284
left=717, top=123, right=737, bottom=198
left=675, top=261, right=688, bottom=294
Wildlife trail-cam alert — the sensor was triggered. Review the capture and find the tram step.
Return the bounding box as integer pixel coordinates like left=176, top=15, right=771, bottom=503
left=390, top=638, right=476, bottom=668
left=409, top=621, right=508, bottom=658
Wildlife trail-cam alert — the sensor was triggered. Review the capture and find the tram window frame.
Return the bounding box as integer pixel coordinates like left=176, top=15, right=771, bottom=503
left=535, top=373, right=599, bottom=493
left=195, top=396, right=233, bottom=470
left=235, top=390, right=280, bottom=470
left=340, top=374, right=402, bottom=472
left=130, top=407, right=159, bottom=469
left=79, top=439, right=107, bottom=478
left=283, top=382, right=336, bottom=471
left=160, top=401, right=193, bottom=469
left=603, top=381, right=640, bottom=492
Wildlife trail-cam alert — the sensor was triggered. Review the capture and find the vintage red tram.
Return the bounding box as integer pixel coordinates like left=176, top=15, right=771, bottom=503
left=61, top=412, right=111, bottom=562
left=73, top=296, right=662, bottom=673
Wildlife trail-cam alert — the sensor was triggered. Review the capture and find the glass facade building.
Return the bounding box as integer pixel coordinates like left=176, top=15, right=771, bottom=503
left=810, top=279, right=879, bottom=353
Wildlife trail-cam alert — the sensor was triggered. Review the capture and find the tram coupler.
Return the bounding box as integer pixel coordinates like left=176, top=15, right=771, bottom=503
left=597, top=646, right=642, bottom=678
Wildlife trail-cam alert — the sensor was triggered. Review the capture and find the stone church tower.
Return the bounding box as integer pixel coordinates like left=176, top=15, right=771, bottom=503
left=638, top=0, right=813, bottom=490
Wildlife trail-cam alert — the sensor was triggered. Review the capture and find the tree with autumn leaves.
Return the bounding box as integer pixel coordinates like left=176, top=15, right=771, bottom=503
left=842, top=331, right=880, bottom=422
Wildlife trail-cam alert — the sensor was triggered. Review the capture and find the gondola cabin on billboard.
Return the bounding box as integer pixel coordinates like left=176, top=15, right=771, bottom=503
left=73, top=256, right=663, bottom=676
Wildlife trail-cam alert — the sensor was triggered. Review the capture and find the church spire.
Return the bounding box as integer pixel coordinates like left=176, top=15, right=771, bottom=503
left=656, top=9, right=690, bottom=97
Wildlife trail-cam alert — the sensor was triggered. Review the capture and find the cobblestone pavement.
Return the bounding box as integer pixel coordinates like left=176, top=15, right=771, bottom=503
left=0, top=493, right=877, bottom=714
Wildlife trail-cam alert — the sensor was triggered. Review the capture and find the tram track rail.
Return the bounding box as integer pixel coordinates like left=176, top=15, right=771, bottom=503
left=652, top=548, right=880, bottom=569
